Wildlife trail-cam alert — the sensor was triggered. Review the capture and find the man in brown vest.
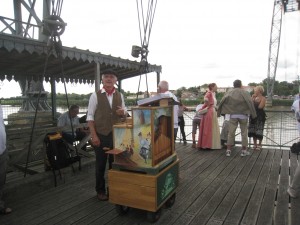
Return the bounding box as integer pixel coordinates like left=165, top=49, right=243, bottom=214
left=87, top=69, right=127, bottom=201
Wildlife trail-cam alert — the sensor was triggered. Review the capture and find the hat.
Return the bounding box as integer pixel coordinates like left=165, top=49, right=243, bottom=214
left=101, top=69, right=118, bottom=77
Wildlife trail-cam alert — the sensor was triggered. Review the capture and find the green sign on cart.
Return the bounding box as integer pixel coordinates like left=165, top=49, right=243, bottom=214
left=157, top=162, right=179, bottom=206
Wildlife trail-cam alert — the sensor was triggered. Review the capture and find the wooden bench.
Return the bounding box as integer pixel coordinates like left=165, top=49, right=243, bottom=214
left=6, top=123, right=59, bottom=170
left=5, top=114, right=93, bottom=173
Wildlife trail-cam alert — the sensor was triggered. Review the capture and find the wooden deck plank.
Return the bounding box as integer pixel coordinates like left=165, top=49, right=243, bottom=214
left=176, top=146, right=200, bottom=169
left=178, top=150, right=224, bottom=194
left=26, top=193, right=96, bottom=225
left=167, top=151, right=230, bottom=223
left=182, top=150, right=222, bottom=177
left=7, top=174, right=88, bottom=209
left=240, top=149, right=275, bottom=225
left=69, top=204, right=115, bottom=225
left=168, top=149, right=250, bottom=225
left=0, top=168, right=95, bottom=225
left=291, top=195, right=300, bottom=225
left=290, top=153, right=300, bottom=225
left=204, top=149, right=264, bottom=225
left=222, top=149, right=269, bottom=225
left=0, top=144, right=300, bottom=225
left=4, top=181, right=95, bottom=225
left=256, top=149, right=282, bottom=225
left=155, top=149, right=226, bottom=225
left=290, top=153, right=298, bottom=179
left=5, top=166, right=93, bottom=207
left=102, top=208, right=146, bottom=225
left=38, top=197, right=105, bottom=225
left=28, top=179, right=96, bottom=225
left=183, top=149, right=258, bottom=225
left=274, top=150, right=290, bottom=225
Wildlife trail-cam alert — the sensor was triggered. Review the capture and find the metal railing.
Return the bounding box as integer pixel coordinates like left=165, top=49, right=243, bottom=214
left=1, top=100, right=298, bottom=150
left=0, top=16, right=40, bottom=39
left=177, top=109, right=299, bottom=150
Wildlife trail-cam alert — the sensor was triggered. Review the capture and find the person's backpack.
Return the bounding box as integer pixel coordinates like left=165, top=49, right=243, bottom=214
left=44, top=132, right=74, bottom=170
left=290, top=142, right=300, bottom=154
left=44, top=132, right=81, bottom=186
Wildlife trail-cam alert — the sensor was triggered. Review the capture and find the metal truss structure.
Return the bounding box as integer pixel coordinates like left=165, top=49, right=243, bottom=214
left=267, top=0, right=299, bottom=104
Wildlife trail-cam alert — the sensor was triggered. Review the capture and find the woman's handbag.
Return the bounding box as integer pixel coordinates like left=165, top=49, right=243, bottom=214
left=296, top=111, right=300, bottom=123
left=296, top=101, right=300, bottom=123
left=198, top=107, right=208, bottom=115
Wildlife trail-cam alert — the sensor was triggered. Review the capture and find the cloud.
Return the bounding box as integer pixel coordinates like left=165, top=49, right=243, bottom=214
left=1, top=0, right=299, bottom=96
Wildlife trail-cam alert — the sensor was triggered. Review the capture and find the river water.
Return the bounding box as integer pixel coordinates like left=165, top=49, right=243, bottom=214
left=2, top=105, right=298, bottom=148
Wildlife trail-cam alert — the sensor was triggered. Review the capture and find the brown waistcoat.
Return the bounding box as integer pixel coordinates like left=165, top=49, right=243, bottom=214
left=94, top=90, right=122, bottom=136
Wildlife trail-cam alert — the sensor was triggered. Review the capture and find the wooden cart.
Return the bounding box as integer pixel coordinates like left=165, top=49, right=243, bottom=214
left=107, top=95, right=179, bottom=222
left=108, top=158, right=179, bottom=222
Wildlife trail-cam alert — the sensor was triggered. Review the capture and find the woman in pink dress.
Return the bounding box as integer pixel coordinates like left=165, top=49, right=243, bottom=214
left=197, top=83, right=221, bottom=150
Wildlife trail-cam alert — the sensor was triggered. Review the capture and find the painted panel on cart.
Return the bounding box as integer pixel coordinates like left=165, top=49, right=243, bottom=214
left=132, top=109, right=152, bottom=167
left=113, top=107, right=172, bottom=168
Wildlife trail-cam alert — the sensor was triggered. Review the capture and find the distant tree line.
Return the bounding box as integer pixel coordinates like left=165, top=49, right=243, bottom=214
left=248, top=78, right=300, bottom=97
left=0, top=78, right=298, bottom=107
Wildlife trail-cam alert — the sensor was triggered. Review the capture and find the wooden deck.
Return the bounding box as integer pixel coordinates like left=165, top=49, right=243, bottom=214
left=1, top=143, right=300, bottom=225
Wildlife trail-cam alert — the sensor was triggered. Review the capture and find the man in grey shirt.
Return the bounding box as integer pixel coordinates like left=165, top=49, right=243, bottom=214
left=217, top=80, right=256, bottom=157
left=57, top=105, right=87, bottom=145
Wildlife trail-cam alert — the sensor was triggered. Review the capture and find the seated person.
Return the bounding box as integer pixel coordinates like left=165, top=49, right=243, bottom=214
left=57, top=105, right=88, bottom=148
left=79, top=113, right=87, bottom=124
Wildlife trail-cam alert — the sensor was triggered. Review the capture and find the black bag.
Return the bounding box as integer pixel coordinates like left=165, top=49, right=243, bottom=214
left=296, top=111, right=300, bottom=123
left=295, top=101, right=300, bottom=122
left=44, top=132, right=77, bottom=170
left=290, top=142, right=300, bottom=154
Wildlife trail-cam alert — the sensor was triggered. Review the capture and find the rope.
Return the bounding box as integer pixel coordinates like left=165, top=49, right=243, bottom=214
left=136, top=0, right=143, bottom=48
left=24, top=0, right=77, bottom=176
left=136, top=75, right=142, bottom=105
left=55, top=36, right=79, bottom=159
left=24, top=38, right=53, bottom=177
left=135, top=0, right=157, bottom=101
left=51, top=0, right=63, bottom=16
left=145, top=0, right=157, bottom=49
left=137, top=0, right=157, bottom=62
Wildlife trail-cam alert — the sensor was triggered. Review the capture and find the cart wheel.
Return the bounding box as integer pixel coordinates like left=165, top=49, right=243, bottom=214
left=165, top=193, right=176, bottom=208
left=147, top=208, right=161, bottom=223
left=115, top=204, right=130, bottom=215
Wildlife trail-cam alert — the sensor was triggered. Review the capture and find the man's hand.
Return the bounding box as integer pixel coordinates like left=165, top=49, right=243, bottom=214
left=116, top=106, right=125, bottom=116
left=91, top=135, right=100, bottom=147
left=88, top=121, right=100, bottom=147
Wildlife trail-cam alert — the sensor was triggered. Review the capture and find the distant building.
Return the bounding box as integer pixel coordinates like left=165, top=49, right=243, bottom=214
left=200, top=86, right=254, bottom=93
left=127, top=85, right=255, bottom=101
left=149, top=92, right=157, bottom=97
left=127, top=94, right=145, bottom=99
left=180, top=91, right=198, bottom=100
left=217, top=87, right=228, bottom=93
left=243, top=86, right=255, bottom=93
left=199, top=87, right=207, bottom=93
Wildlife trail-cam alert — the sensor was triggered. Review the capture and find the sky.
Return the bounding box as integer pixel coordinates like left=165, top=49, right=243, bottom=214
left=1, top=0, right=300, bottom=98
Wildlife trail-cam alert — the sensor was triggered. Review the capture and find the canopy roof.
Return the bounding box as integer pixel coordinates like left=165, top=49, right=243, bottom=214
left=0, top=34, right=162, bottom=84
